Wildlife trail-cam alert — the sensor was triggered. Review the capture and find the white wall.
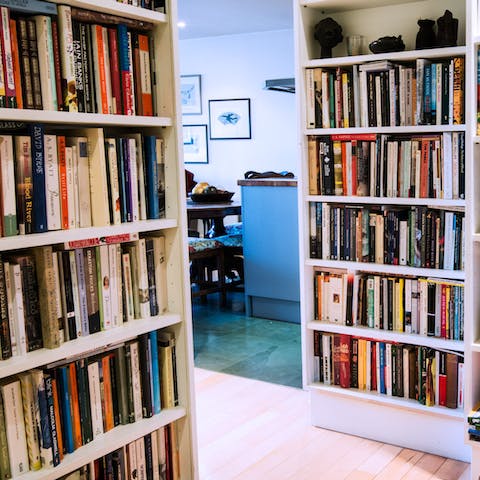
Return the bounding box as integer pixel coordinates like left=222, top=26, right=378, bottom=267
left=179, top=29, right=297, bottom=198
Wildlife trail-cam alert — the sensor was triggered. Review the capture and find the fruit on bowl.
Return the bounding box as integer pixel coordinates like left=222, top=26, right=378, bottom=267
left=192, top=182, right=210, bottom=194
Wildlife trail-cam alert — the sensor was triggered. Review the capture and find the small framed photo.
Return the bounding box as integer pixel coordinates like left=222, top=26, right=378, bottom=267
left=209, top=98, right=251, bottom=140
left=183, top=124, right=208, bottom=164
left=180, top=75, right=202, bottom=115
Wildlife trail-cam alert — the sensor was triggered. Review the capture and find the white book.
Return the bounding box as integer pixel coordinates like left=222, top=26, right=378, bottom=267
left=321, top=204, right=330, bottom=260
left=44, top=134, right=61, bottom=230
left=0, top=135, right=16, bottom=236
left=122, top=252, right=135, bottom=322
left=419, top=280, right=428, bottom=336
left=157, top=427, right=167, bottom=478
left=135, top=437, right=147, bottom=480
left=0, top=7, right=14, bottom=107
left=374, top=214, right=384, bottom=264
left=57, top=5, right=77, bottom=112
left=107, top=244, right=118, bottom=327
left=1, top=380, right=29, bottom=476
left=128, top=137, right=139, bottom=222
left=66, top=137, right=91, bottom=228
left=126, top=133, right=147, bottom=220
left=9, top=262, right=27, bottom=355
left=134, top=238, right=150, bottom=319
left=97, top=245, right=112, bottom=330
left=458, top=361, right=464, bottom=408
left=127, top=441, right=137, bottom=480
left=87, top=360, right=104, bottom=438
left=385, top=343, right=392, bottom=396
left=451, top=132, right=459, bottom=200
left=442, top=132, right=453, bottom=200
left=388, top=68, right=396, bottom=126
left=404, top=278, right=412, bottom=334
left=444, top=211, right=455, bottom=270
left=65, top=145, right=76, bottom=229
left=34, top=15, right=57, bottom=110
left=18, top=372, right=42, bottom=471
left=321, top=71, right=330, bottom=129
left=352, top=64, right=360, bottom=127
left=105, top=138, right=121, bottom=225
left=3, top=261, right=16, bottom=357
left=399, top=220, right=407, bottom=266
left=68, top=250, right=82, bottom=337
left=129, top=341, right=143, bottom=421
left=359, top=69, right=368, bottom=127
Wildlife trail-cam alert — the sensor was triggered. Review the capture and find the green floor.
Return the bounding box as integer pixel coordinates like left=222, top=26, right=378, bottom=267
left=191, top=292, right=302, bottom=388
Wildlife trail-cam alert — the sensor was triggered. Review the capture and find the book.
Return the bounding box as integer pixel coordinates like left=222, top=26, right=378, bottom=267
left=0, top=379, right=29, bottom=476
left=0, top=7, right=15, bottom=108
left=14, top=134, right=33, bottom=235
left=87, top=359, right=104, bottom=439
left=0, top=388, right=12, bottom=480
left=57, top=5, right=78, bottom=111
left=30, top=125, right=48, bottom=234
left=9, top=17, right=22, bottom=109
left=25, top=18, right=42, bottom=109
left=84, top=247, right=100, bottom=334
left=44, top=133, right=61, bottom=231
left=158, top=331, right=178, bottom=408
left=16, top=17, right=33, bottom=109
left=0, top=258, right=11, bottom=360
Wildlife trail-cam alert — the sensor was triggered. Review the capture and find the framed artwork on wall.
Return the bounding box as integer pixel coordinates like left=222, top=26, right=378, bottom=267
left=183, top=124, right=209, bottom=164
left=180, top=74, right=202, bottom=114
left=209, top=98, right=251, bottom=140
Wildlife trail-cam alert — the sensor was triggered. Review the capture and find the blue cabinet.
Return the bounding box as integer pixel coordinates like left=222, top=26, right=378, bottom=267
left=239, top=179, right=300, bottom=323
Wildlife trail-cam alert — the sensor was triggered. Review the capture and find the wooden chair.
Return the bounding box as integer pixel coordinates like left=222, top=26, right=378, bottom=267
left=188, top=237, right=227, bottom=305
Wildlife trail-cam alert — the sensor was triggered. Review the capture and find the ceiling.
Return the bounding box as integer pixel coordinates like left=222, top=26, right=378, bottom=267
left=177, top=0, right=294, bottom=40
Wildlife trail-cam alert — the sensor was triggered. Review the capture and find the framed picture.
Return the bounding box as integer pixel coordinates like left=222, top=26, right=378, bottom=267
left=209, top=98, right=251, bottom=140
left=180, top=75, right=202, bottom=115
left=183, top=124, right=208, bottom=164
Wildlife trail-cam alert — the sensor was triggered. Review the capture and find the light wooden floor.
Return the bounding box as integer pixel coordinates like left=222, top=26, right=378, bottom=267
left=194, top=368, right=471, bottom=480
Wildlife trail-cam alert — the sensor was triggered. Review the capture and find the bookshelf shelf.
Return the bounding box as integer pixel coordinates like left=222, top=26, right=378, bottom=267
left=308, top=382, right=464, bottom=419
left=19, top=407, right=187, bottom=480
left=304, top=125, right=467, bottom=135
left=296, top=0, right=469, bottom=463
left=307, top=321, right=464, bottom=351
left=48, top=0, right=168, bottom=23
left=305, top=46, right=467, bottom=68
left=305, top=259, right=465, bottom=280
left=0, top=219, right=178, bottom=252
left=0, top=314, right=182, bottom=379
left=0, top=109, right=174, bottom=127
left=305, top=196, right=465, bottom=207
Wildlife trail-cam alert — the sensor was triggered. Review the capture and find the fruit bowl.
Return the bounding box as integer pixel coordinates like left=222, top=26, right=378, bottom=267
left=190, top=191, right=234, bottom=203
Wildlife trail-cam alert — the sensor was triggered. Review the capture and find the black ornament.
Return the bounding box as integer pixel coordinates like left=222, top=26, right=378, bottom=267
left=369, top=35, right=405, bottom=54
left=437, top=9, right=458, bottom=47
left=314, top=17, right=343, bottom=58
left=416, top=19, right=436, bottom=50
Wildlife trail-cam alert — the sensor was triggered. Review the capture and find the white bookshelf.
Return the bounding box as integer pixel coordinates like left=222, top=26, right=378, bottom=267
left=295, top=0, right=470, bottom=463
left=0, top=1, right=198, bottom=479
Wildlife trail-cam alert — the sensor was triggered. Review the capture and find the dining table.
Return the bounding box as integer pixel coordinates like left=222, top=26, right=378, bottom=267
left=186, top=199, right=242, bottom=237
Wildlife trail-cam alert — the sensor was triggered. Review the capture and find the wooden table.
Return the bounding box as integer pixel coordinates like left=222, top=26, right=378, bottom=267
left=186, top=200, right=241, bottom=237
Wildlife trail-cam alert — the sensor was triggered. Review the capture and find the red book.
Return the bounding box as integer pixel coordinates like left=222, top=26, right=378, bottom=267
left=138, top=33, right=153, bottom=116
left=9, top=18, right=22, bottom=109
left=339, top=334, right=351, bottom=388
left=57, top=135, right=68, bottom=230
left=438, top=351, right=447, bottom=407
left=69, top=362, right=83, bottom=450
left=0, top=8, right=16, bottom=108
left=420, top=138, right=430, bottom=198
left=333, top=334, right=341, bottom=386
left=108, top=27, right=122, bottom=115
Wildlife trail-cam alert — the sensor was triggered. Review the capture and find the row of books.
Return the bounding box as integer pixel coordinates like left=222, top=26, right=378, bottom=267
left=307, top=131, right=465, bottom=200
left=305, top=57, right=465, bottom=129
left=309, top=203, right=465, bottom=271
left=116, top=0, right=166, bottom=13
left=60, top=423, right=179, bottom=480
left=468, top=402, right=480, bottom=443
left=0, top=235, right=167, bottom=360
left=0, top=329, right=178, bottom=477
left=0, top=124, right=165, bottom=238
left=313, top=269, right=464, bottom=341
left=313, top=331, right=464, bottom=409
left=0, top=1, right=157, bottom=115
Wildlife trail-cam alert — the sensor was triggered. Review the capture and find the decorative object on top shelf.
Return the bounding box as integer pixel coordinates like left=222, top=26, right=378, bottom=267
left=209, top=98, right=251, bottom=140
left=369, top=35, right=405, bottom=54
left=416, top=19, right=437, bottom=49
left=313, top=17, right=343, bottom=58
left=180, top=75, right=202, bottom=115
left=437, top=9, right=458, bottom=47
left=183, top=124, right=208, bottom=164
left=346, top=35, right=365, bottom=56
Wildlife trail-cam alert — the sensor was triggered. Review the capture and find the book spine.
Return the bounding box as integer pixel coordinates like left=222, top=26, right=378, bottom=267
left=29, top=124, right=47, bottom=233
left=0, top=7, right=15, bottom=107
left=57, top=5, right=78, bottom=112
left=84, top=247, right=100, bottom=334
left=26, top=18, right=42, bottom=109
left=71, top=18, right=84, bottom=112
left=34, top=15, right=56, bottom=111
left=43, top=373, right=60, bottom=466
left=44, top=133, right=62, bottom=231
left=14, top=135, right=33, bottom=234
left=108, top=27, right=122, bottom=114
left=130, top=340, right=143, bottom=421
left=74, top=248, right=89, bottom=336
left=87, top=360, right=104, bottom=438
left=138, top=33, right=153, bottom=116
left=50, top=18, right=62, bottom=111
left=9, top=17, right=22, bottom=109
left=16, top=18, right=33, bottom=108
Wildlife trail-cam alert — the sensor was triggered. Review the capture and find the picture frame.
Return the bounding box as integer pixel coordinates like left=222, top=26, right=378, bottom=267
left=183, top=124, right=209, bottom=164
left=208, top=98, right=251, bottom=140
left=180, top=75, right=202, bottom=115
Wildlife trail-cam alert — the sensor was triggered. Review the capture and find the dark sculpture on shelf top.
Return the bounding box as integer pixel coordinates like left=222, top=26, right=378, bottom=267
left=314, top=17, right=343, bottom=58
left=369, top=35, right=405, bottom=54
left=416, top=19, right=436, bottom=49
left=437, top=9, right=458, bottom=47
